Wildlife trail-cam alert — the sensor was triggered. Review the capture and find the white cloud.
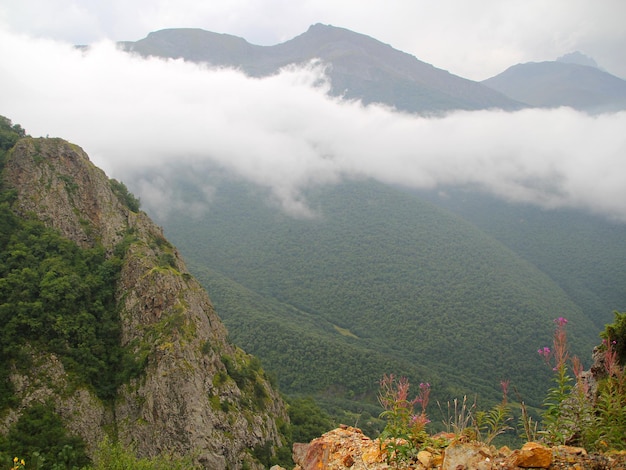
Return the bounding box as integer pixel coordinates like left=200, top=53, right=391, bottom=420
left=1, top=28, right=625, bottom=221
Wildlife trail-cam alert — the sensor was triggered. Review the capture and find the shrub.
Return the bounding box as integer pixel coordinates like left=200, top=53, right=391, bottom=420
left=0, top=402, right=89, bottom=469
left=109, top=179, right=140, bottom=212
left=90, top=437, right=199, bottom=469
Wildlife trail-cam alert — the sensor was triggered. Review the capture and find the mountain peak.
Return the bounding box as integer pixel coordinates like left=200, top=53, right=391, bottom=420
left=556, top=51, right=598, bottom=68
left=482, top=57, right=626, bottom=112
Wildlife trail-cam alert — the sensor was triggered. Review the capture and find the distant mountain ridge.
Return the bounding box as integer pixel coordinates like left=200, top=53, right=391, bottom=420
left=119, top=25, right=626, bottom=114
left=120, top=24, right=523, bottom=113
left=482, top=60, right=626, bottom=112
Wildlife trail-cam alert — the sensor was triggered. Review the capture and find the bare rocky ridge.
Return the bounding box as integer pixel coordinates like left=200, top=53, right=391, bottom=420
left=1, top=137, right=288, bottom=469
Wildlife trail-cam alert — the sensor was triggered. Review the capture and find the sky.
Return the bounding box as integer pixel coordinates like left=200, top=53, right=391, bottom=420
left=2, top=0, right=625, bottom=80
left=1, top=0, right=625, bottom=221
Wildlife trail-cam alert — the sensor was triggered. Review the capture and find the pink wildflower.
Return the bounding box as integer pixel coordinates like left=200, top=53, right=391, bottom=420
left=604, top=341, right=619, bottom=378
left=554, top=317, right=568, bottom=327
left=538, top=346, right=551, bottom=366
left=552, top=318, right=569, bottom=371
left=417, top=382, right=431, bottom=411
left=410, top=413, right=430, bottom=428
left=538, top=346, right=551, bottom=356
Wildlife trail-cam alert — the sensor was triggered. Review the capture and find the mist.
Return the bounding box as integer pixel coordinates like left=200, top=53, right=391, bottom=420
left=2, top=29, right=625, bottom=221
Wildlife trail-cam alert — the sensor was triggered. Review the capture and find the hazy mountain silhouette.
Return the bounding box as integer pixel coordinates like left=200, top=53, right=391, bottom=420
left=120, top=24, right=523, bottom=113
left=482, top=58, right=626, bottom=112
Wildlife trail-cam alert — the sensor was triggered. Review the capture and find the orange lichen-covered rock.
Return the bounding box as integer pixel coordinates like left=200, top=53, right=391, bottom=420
left=292, top=425, right=387, bottom=470
left=506, top=441, right=552, bottom=468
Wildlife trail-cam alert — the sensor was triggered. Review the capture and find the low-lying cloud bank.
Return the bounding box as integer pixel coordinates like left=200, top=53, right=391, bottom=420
left=2, top=29, right=625, bottom=221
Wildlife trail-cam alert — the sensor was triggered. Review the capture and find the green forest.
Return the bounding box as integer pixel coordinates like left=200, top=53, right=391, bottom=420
left=418, top=188, right=626, bottom=330
left=159, top=171, right=611, bottom=416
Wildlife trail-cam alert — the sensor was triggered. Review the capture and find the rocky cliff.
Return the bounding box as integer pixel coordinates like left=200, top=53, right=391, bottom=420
left=0, top=137, right=288, bottom=468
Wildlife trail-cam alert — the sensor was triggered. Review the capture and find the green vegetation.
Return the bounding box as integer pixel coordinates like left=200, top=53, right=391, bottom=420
left=0, top=202, right=139, bottom=405
left=601, top=310, right=626, bottom=366
left=0, top=116, right=148, bottom=467
left=248, top=396, right=335, bottom=469
left=286, top=397, right=335, bottom=444
left=537, top=313, right=626, bottom=450
left=376, top=314, right=626, bottom=467
left=1, top=436, right=199, bottom=470
left=88, top=438, right=199, bottom=470
left=0, top=402, right=89, bottom=470
left=0, top=117, right=143, bottom=410
left=220, top=348, right=273, bottom=411
left=110, top=179, right=141, bottom=212
left=420, top=188, right=626, bottom=330
left=1, top=114, right=623, bottom=466
left=161, top=176, right=600, bottom=418
left=0, top=116, right=25, bottom=154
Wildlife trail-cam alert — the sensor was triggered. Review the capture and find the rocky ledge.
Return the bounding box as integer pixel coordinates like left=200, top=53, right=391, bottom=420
left=279, top=425, right=626, bottom=470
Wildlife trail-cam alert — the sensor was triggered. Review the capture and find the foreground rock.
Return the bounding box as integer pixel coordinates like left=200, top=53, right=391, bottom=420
left=292, top=426, right=387, bottom=470
left=292, top=426, right=626, bottom=469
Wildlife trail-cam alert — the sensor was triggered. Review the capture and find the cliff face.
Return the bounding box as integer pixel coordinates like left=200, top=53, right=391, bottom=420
left=1, top=137, right=287, bottom=468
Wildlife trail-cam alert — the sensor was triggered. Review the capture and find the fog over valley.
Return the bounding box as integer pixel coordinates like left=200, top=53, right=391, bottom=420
left=1, top=29, right=625, bottom=221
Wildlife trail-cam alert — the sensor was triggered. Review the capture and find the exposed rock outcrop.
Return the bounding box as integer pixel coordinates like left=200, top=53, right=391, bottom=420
left=292, top=426, right=626, bottom=469
left=1, top=137, right=288, bottom=468
left=292, top=426, right=387, bottom=470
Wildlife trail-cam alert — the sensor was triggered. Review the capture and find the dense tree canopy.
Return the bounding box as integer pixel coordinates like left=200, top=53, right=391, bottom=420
left=162, top=175, right=600, bottom=418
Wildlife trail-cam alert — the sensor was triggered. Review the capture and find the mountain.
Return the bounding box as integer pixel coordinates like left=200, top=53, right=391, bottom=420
left=482, top=58, right=626, bottom=112
left=119, top=24, right=523, bottom=113
left=0, top=118, right=287, bottom=469
left=116, top=24, right=626, bottom=423
left=156, top=170, right=602, bottom=412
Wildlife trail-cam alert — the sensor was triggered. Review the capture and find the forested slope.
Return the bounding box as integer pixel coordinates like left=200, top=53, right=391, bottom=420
left=419, top=189, right=626, bottom=329
left=161, top=175, right=600, bottom=410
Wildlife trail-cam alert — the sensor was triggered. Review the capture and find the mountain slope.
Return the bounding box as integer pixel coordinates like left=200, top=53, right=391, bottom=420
left=0, top=125, right=287, bottom=468
left=120, top=24, right=523, bottom=113
left=159, top=174, right=600, bottom=409
left=417, top=188, right=626, bottom=330
left=482, top=60, right=626, bottom=112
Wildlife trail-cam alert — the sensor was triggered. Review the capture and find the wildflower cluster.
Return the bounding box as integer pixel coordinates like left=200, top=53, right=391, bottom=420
left=537, top=313, right=626, bottom=450
left=377, top=374, right=431, bottom=465
left=378, top=372, right=515, bottom=467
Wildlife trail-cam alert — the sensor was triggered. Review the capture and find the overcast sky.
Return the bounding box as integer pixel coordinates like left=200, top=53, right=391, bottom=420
left=1, top=0, right=625, bottom=221
left=2, top=0, right=625, bottom=80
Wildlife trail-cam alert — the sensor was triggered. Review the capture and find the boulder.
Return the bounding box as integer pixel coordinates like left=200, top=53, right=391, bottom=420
left=292, top=425, right=388, bottom=470
left=506, top=441, right=552, bottom=468
left=441, top=439, right=495, bottom=470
